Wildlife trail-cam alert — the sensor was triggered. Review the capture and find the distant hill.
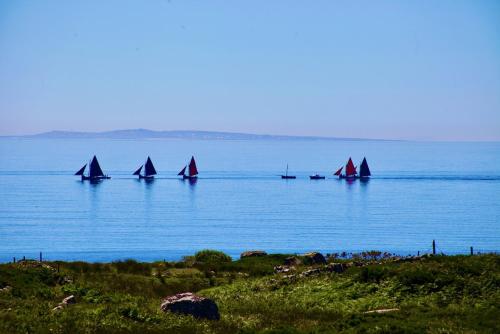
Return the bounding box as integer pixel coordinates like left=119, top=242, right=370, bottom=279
left=10, top=129, right=387, bottom=141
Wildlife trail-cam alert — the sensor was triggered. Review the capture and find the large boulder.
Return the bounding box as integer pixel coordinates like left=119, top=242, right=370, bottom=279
left=240, top=250, right=267, bottom=259
left=160, top=292, right=220, bottom=320
left=303, top=252, right=327, bottom=265
left=284, top=256, right=301, bottom=266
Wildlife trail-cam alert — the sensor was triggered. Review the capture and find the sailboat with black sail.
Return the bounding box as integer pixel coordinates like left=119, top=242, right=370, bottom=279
left=178, top=156, right=198, bottom=180
left=359, top=157, right=371, bottom=179
left=133, top=156, right=157, bottom=179
left=75, top=156, right=110, bottom=181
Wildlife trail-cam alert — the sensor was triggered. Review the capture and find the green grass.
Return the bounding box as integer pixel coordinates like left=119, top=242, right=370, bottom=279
left=0, top=253, right=498, bottom=333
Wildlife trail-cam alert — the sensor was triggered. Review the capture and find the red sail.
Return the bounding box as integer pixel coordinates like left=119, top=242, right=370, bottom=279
left=189, top=156, right=198, bottom=176
left=334, top=167, right=343, bottom=176
left=345, top=158, right=357, bottom=176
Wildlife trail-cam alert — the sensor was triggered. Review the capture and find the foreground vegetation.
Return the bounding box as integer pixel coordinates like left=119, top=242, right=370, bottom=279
left=0, top=251, right=498, bottom=334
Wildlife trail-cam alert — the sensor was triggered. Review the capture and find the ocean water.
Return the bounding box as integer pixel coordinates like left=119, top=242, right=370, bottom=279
left=0, top=138, right=499, bottom=262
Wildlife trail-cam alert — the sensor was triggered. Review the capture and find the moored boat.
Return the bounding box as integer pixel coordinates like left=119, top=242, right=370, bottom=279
left=133, top=156, right=157, bottom=179
left=178, top=156, right=198, bottom=179
left=309, top=174, right=325, bottom=180
left=75, top=156, right=110, bottom=181
left=281, top=164, right=296, bottom=179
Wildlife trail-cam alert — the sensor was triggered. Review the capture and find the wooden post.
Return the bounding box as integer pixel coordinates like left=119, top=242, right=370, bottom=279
left=417, top=251, right=420, bottom=256
left=470, top=246, right=473, bottom=256
left=39, top=252, right=42, bottom=262
left=432, top=240, right=436, bottom=255
left=13, top=257, right=16, bottom=263
left=23, top=256, right=25, bottom=261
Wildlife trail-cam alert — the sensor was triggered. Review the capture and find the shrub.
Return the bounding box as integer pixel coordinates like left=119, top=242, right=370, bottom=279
left=194, top=250, right=232, bottom=265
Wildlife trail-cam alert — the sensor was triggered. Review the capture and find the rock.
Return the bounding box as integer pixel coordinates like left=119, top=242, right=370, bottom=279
left=240, top=251, right=267, bottom=259
left=274, top=265, right=295, bottom=273
left=62, top=295, right=76, bottom=305
left=284, top=256, right=301, bottom=266
left=0, top=286, right=12, bottom=293
left=160, top=292, right=220, bottom=320
left=326, top=263, right=347, bottom=274
left=300, top=268, right=322, bottom=277
left=364, top=308, right=400, bottom=314
left=303, top=252, right=327, bottom=265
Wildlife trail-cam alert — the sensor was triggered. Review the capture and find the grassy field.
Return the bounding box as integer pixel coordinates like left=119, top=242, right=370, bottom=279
left=0, top=251, right=498, bottom=334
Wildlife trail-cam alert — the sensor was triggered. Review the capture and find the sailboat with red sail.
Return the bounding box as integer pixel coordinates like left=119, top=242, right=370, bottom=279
left=75, top=155, right=110, bottom=181
left=336, top=157, right=371, bottom=179
left=178, top=156, right=198, bottom=179
left=133, top=156, right=157, bottom=179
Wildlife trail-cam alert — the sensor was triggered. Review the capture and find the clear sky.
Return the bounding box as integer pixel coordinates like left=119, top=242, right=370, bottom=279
left=0, top=0, right=499, bottom=140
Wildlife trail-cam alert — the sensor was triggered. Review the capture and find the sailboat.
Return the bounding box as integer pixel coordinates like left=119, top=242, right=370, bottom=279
left=309, top=173, right=325, bottom=180
left=281, top=164, right=296, bottom=179
left=133, top=156, right=157, bottom=179
left=338, top=157, right=357, bottom=179
left=336, top=157, right=371, bottom=179
left=178, top=156, right=198, bottom=179
left=75, top=155, right=110, bottom=181
left=359, top=157, right=371, bottom=179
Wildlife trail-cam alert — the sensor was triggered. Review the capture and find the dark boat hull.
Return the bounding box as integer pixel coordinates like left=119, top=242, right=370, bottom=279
left=139, top=175, right=154, bottom=179
left=310, top=175, right=325, bottom=180
left=338, top=175, right=370, bottom=180
left=81, top=175, right=111, bottom=181
left=183, top=175, right=198, bottom=180
left=281, top=175, right=296, bottom=179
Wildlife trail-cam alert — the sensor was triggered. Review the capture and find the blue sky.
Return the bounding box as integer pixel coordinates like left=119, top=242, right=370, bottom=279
left=0, top=0, right=499, bottom=140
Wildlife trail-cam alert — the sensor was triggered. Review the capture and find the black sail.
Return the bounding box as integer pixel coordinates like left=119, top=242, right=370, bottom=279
left=359, top=157, right=371, bottom=177
left=89, top=156, right=105, bottom=178
left=144, top=157, right=157, bottom=176
left=75, top=164, right=87, bottom=176
left=133, top=165, right=143, bottom=176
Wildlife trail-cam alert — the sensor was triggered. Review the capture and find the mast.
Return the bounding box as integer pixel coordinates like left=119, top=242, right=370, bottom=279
left=144, top=156, right=157, bottom=176
left=188, top=156, right=198, bottom=177
left=286, top=164, right=289, bottom=177
left=359, top=157, right=371, bottom=177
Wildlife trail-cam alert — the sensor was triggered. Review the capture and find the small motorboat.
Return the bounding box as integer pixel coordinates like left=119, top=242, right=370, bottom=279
left=309, top=174, right=325, bottom=180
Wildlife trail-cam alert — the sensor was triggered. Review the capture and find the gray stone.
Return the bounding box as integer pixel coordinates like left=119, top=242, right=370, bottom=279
left=303, top=252, right=327, bottom=265
left=240, top=251, right=267, bottom=259
left=284, top=256, right=301, bottom=266
left=160, top=292, right=220, bottom=320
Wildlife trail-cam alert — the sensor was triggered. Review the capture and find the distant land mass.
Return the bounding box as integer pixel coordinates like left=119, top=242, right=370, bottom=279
left=7, top=129, right=392, bottom=141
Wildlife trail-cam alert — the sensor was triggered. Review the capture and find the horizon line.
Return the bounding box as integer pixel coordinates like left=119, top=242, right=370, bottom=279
left=1, top=128, right=499, bottom=143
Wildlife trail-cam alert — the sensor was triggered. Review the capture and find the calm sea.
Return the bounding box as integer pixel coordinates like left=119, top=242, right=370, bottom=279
left=0, top=138, right=499, bottom=262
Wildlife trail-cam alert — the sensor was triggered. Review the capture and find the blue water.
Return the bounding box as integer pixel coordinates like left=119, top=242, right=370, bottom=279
left=0, top=138, right=499, bottom=262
